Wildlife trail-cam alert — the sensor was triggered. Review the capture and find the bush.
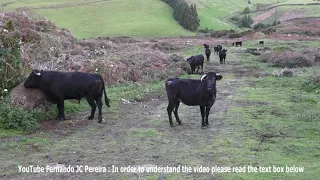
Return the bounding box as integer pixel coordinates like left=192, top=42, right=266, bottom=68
left=0, top=102, right=38, bottom=131
left=0, top=20, right=28, bottom=100
left=243, top=7, right=251, bottom=14
left=301, top=73, right=320, bottom=92
left=241, top=15, right=253, bottom=28
left=261, top=51, right=316, bottom=68
left=253, top=23, right=271, bottom=30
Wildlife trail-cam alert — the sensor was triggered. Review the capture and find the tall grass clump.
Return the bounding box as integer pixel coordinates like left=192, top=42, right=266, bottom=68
left=0, top=101, right=38, bottom=131
left=301, top=72, right=320, bottom=92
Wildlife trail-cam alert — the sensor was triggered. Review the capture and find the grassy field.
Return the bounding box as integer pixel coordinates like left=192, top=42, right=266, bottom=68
left=0, top=0, right=195, bottom=38
left=252, top=4, right=320, bottom=25
left=1, top=39, right=319, bottom=179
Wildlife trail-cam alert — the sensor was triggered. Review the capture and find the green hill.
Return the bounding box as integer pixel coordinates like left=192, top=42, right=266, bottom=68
left=0, top=0, right=195, bottom=38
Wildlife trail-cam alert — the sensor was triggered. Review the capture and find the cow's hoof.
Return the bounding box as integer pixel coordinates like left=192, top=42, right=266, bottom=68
left=178, top=122, right=182, bottom=125
left=98, top=116, right=102, bottom=123
left=58, top=117, right=65, bottom=121
left=170, top=124, right=175, bottom=127
left=88, top=116, right=94, bottom=120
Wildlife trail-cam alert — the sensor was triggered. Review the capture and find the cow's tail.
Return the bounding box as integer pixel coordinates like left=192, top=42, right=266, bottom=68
left=97, top=75, right=110, bottom=107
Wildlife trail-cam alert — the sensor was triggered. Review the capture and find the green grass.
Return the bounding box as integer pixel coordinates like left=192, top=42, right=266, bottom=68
left=1, top=0, right=195, bottom=38
left=195, top=0, right=256, bottom=30
left=34, top=0, right=194, bottom=38
left=204, top=46, right=320, bottom=179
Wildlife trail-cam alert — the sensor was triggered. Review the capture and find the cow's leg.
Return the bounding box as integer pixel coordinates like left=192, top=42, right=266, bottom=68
left=56, top=100, right=65, bottom=121
left=205, top=106, right=211, bottom=126
left=173, top=101, right=182, bottom=125
left=167, top=102, right=175, bottom=127
left=196, top=66, right=200, bottom=74
left=95, top=97, right=103, bottom=123
left=200, top=105, right=205, bottom=127
left=86, top=97, right=97, bottom=120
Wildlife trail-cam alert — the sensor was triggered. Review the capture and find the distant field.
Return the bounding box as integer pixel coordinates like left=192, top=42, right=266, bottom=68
left=251, top=4, right=320, bottom=25
left=187, top=0, right=318, bottom=30
left=0, top=0, right=195, bottom=38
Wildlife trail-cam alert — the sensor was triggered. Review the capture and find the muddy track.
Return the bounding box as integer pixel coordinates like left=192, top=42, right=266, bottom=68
left=3, top=50, right=249, bottom=179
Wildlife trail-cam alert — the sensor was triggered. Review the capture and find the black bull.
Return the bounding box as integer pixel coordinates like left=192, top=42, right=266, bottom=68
left=24, top=70, right=110, bottom=123
left=165, top=72, right=223, bottom=127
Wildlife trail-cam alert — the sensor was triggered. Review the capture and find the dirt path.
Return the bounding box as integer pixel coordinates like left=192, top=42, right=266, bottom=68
left=252, top=8, right=276, bottom=26
left=2, top=48, right=249, bottom=179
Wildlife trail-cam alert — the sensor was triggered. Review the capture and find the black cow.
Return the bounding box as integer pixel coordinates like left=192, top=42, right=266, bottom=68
left=24, top=70, right=110, bottom=123
left=232, top=42, right=235, bottom=46
left=203, top=44, right=211, bottom=61
left=259, top=41, right=264, bottom=46
left=219, top=49, right=227, bottom=64
left=235, top=41, right=242, bottom=46
left=165, top=72, right=223, bottom=127
left=186, top=54, right=204, bottom=74
left=203, top=44, right=210, bottom=49
left=213, top=45, right=222, bottom=55
left=205, top=48, right=211, bottom=61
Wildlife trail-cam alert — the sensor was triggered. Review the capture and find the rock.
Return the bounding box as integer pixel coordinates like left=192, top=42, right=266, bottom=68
left=121, top=98, right=131, bottom=104
left=9, top=81, right=47, bottom=110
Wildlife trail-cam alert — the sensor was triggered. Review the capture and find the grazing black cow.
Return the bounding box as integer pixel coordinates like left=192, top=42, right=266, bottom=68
left=213, top=45, right=222, bottom=55
left=24, top=70, right=110, bottom=123
left=219, top=49, right=227, bottom=64
left=203, top=44, right=210, bottom=49
left=165, top=72, right=223, bottom=127
left=205, top=48, right=211, bottom=61
left=186, top=54, right=204, bottom=74
left=235, top=41, right=242, bottom=47
left=259, top=41, right=264, bottom=46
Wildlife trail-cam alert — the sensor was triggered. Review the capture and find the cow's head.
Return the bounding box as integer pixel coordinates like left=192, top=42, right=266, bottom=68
left=24, top=69, right=43, bottom=88
left=220, top=49, right=227, bottom=53
left=201, top=72, right=223, bottom=91
left=186, top=56, right=195, bottom=64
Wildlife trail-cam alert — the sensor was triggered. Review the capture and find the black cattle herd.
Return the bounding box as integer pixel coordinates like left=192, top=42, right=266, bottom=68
left=24, top=40, right=264, bottom=128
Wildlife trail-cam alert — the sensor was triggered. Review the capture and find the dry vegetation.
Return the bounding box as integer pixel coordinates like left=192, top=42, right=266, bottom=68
left=260, top=48, right=320, bottom=68
left=0, top=12, right=191, bottom=86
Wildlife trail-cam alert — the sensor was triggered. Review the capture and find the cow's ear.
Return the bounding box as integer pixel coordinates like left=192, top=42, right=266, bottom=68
left=216, top=73, right=223, bottom=81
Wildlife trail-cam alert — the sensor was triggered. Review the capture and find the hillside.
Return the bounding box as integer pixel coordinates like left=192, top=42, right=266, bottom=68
left=0, top=0, right=195, bottom=38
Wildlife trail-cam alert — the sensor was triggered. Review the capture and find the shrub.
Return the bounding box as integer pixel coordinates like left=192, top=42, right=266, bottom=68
left=254, top=23, right=270, bottom=30
left=301, top=73, right=320, bottom=92
left=243, top=7, right=251, bottom=14
left=261, top=51, right=315, bottom=68
left=241, top=15, right=253, bottom=28
left=0, top=102, right=38, bottom=131
left=1, top=20, right=28, bottom=100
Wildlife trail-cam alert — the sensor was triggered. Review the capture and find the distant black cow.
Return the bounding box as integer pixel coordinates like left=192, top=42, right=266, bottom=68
left=259, top=41, right=264, bottom=46
left=232, top=42, right=235, bottom=46
left=213, top=45, right=222, bottom=55
left=219, top=49, right=227, bottom=64
left=24, top=70, right=110, bottom=123
left=205, top=48, right=211, bottom=61
left=186, top=54, right=204, bottom=74
left=165, top=72, right=223, bottom=127
left=235, top=41, right=242, bottom=47
left=203, top=44, right=210, bottom=49
left=203, top=44, right=211, bottom=61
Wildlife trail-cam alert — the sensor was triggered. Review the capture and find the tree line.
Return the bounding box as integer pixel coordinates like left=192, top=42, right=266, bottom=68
left=161, top=0, right=200, bottom=32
